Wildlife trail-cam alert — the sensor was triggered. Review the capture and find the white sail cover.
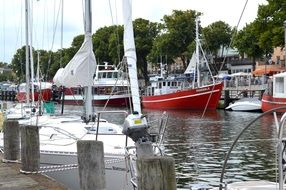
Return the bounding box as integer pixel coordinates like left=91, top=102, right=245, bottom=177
left=53, top=34, right=96, bottom=88
left=184, top=52, right=196, bottom=74
left=122, top=0, right=141, bottom=113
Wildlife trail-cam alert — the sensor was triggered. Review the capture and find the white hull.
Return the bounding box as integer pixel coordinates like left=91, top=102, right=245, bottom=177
left=1, top=114, right=135, bottom=190
left=40, top=150, right=133, bottom=190
left=64, top=94, right=129, bottom=101
left=226, top=98, right=262, bottom=112
left=212, top=180, right=283, bottom=190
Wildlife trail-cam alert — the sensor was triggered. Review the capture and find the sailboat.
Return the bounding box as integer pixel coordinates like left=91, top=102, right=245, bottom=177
left=5, top=0, right=52, bottom=120
left=1, top=0, right=136, bottom=189
left=1, top=0, right=168, bottom=189
left=15, top=0, right=52, bottom=104
left=141, top=17, right=223, bottom=110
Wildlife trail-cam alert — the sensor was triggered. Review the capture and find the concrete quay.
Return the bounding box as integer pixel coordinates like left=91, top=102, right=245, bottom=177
left=0, top=153, right=68, bottom=190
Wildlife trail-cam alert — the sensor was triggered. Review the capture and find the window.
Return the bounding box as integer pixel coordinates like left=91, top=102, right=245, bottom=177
left=107, top=72, right=112, bottom=78
left=275, top=77, right=284, bottom=94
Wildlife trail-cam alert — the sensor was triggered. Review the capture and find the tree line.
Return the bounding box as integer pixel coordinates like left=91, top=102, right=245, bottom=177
left=5, top=0, right=286, bottom=83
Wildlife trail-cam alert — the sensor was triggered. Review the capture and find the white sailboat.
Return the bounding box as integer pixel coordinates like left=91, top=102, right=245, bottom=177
left=37, top=0, right=169, bottom=188
left=1, top=0, right=135, bottom=189
left=6, top=0, right=52, bottom=120
left=1, top=0, right=169, bottom=189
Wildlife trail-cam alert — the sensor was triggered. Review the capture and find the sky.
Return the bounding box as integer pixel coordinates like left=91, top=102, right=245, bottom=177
left=0, top=0, right=267, bottom=64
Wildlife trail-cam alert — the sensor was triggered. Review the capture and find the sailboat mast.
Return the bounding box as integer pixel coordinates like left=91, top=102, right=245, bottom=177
left=122, top=0, right=141, bottom=114
left=195, top=17, right=201, bottom=87
left=25, top=0, right=30, bottom=105
left=83, top=0, right=93, bottom=121
left=28, top=0, right=35, bottom=105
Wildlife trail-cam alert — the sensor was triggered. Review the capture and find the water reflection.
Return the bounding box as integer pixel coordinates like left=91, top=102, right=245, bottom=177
left=158, top=109, right=279, bottom=189
left=52, top=105, right=281, bottom=189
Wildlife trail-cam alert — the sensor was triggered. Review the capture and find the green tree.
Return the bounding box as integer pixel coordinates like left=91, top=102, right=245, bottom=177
left=93, top=25, right=123, bottom=65
left=0, top=71, right=15, bottom=82
left=149, top=10, right=201, bottom=69
left=0, top=62, right=15, bottom=82
left=133, top=18, right=160, bottom=81
left=253, top=0, right=286, bottom=54
left=232, top=23, right=264, bottom=69
left=11, top=46, right=28, bottom=82
left=202, top=21, right=232, bottom=57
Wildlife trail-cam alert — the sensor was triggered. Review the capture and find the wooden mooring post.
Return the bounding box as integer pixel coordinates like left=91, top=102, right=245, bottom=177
left=224, top=90, right=231, bottom=109
left=20, top=125, right=40, bottom=173
left=77, top=140, right=106, bottom=190
left=137, top=156, right=177, bottom=190
left=3, top=120, right=20, bottom=162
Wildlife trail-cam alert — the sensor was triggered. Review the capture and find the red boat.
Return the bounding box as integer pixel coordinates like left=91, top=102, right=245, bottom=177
left=142, top=81, right=223, bottom=110
left=16, top=82, right=53, bottom=102
left=261, top=72, right=286, bottom=112
left=142, top=17, right=223, bottom=110
left=61, top=87, right=130, bottom=106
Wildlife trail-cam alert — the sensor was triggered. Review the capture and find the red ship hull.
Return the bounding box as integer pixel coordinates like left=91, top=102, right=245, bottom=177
left=61, top=97, right=130, bottom=107
left=261, top=94, right=286, bottom=112
left=60, top=87, right=130, bottom=107
left=141, top=82, right=223, bottom=110
left=16, top=89, right=52, bottom=102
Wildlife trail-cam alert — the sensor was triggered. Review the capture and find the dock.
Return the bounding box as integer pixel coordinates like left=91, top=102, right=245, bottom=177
left=218, top=84, right=266, bottom=109
left=0, top=153, right=67, bottom=190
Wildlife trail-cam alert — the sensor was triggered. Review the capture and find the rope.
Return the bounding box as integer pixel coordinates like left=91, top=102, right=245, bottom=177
left=18, top=156, right=126, bottom=174
left=2, top=159, right=21, bottom=163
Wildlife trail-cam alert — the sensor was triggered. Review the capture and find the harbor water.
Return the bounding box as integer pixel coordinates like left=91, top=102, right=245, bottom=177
left=50, top=105, right=279, bottom=189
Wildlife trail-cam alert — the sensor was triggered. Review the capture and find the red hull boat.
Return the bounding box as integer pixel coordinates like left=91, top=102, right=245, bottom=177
left=261, top=94, right=286, bottom=112
left=261, top=72, right=286, bottom=112
left=142, top=82, right=223, bottom=110
left=16, top=82, right=53, bottom=102
left=142, top=18, right=224, bottom=110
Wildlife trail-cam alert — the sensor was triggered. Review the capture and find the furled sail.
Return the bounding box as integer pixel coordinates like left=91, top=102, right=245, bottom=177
left=53, top=34, right=96, bottom=88
left=122, top=0, right=141, bottom=113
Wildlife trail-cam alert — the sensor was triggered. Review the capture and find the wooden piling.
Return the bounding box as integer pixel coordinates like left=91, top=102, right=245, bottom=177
left=20, top=125, right=40, bottom=173
left=224, top=90, right=231, bottom=108
left=77, top=140, right=106, bottom=190
left=137, top=156, right=176, bottom=190
left=3, top=120, right=20, bottom=162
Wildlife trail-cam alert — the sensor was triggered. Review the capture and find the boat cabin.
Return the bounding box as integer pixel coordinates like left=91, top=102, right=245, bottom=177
left=273, top=72, right=286, bottom=98
left=95, top=64, right=120, bottom=81
left=145, top=77, right=191, bottom=96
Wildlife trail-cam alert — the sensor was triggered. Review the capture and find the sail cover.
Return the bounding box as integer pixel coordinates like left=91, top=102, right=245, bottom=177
left=122, top=0, right=141, bottom=113
left=53, top=34, right=96, bottom=88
